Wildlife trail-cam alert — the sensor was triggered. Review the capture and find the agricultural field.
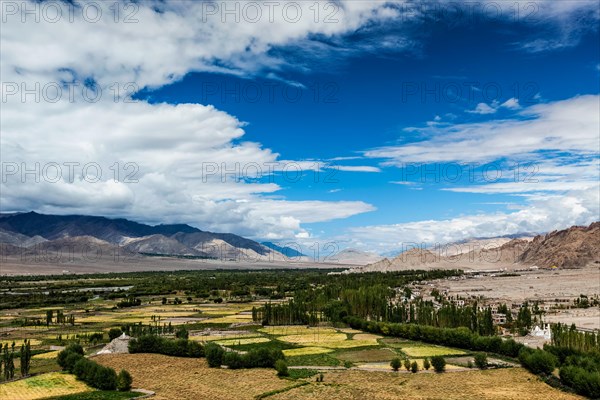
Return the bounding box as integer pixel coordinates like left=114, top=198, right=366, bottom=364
left=0, top=372, right=93, bottom=400
left=95, top=353, right=295, bottom=400
left=267, top=368, right=584, bottom=400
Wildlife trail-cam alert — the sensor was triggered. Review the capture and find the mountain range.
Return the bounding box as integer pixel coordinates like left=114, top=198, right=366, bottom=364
left=0, top=212, right=287, bottom=261
left=350, top=222, right=600, bottom=272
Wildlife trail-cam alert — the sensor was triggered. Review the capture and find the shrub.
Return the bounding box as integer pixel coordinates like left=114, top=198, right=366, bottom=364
left=390, top=358, right=401, bottom=371
left=108, top=328, right=123, bottom=341
left=117, top=369, right=133, bottom=391
left=72, top=357, right=117, bottom=391
left=404, top=359, right=411, bottom=371
left=175, top=326, right=189, bottom=340
left=57, top=344, right=84, bottom=371
left=411, top=361, right=418, bottom=373
left=205, top=343, right=225, bottom=368
left=423, top=357, right=431, bottom=370
left=431, top=356, right=446, bottom=373
left=518, top=348, right=557, bottom=375
left=223, top=352, right=245, bottom=369
left=275, top=359, right=289, bottom=377
left=474, top=352, right=488, bottom=369
left=128, top=335, right=203, bottom=358
left=560, top=365, right=600, bottom=399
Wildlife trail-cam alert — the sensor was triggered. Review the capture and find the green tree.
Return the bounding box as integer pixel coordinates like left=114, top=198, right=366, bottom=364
left=205, top=343, right=224, bottom=368
left=108, top=328, right=123, bottom=341
left=390, top=358, right=401, bottom=371
left=474, top=352, right=488, bottom=369
left=431, top=356, right=446, bottom=373
left=411, top=361, right=419, bottom=373
left=275, top=359, right=289, bottom=377
left=175, top=326, right=189, bottom=340
left=117, top=369, right=133, bottom=391
left=404, top=359, right=411, bottom=371
left=20, top=340, right=32, bottom=377
left=423, top=357, right=431, bottom=370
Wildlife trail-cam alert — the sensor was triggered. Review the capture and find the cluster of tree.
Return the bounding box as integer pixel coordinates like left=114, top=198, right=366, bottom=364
left=0, top=291, right=89, bottom=309
left=45, top=309, right=76, bottom=326
left=551, top=323, right=600, bottom=353
left=385, top=299, right=495, bottom=336
left=549, top=344, right=600, bottom=398
left=253, top=270, right=463, bottom=327
left=204, top=343, right=284, bottom=370
left=1, top=342, right=16, bottom=380
left=116, top=295, right=142, bottom=308
left=57, top=344, right=131, bottom=391
left=119, top=321, right=175, bottom=337
left=128, top=335, right=203, bottom=358
left=518, top=344, right=600, bottom=398
left=344, top=316, right=524, bottom=358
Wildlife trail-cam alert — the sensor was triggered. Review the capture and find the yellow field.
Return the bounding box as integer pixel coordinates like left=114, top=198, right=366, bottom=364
left=32, top=350, right=60, bottom=359
left=207, top=314, right=254, bottom=324
left=401, top=345, right=466, bottom=357
left=0, top=339, right=42, bottom=347
left=278, top=330, right=380, bottom=349
left=259, top=326, right=339, bottom=336
left=0, top=372, right=93, bottom=400
left=282, top=347, right=334, bottom=357
left=214, top=337, right=270, bottom=346
left=190, top=332, right=261, bottom=342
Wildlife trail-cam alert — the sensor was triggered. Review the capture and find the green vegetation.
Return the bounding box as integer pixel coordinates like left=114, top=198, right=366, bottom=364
left=431, top=356, right=446, bottom=373
left=57, top=345, right=121, bottom=391
left=474, top=352, right=488, bottom=369
left=128, top=335, right=203, bottom=358
left=287, top=368, right=318, bottom=380
left=423, top=357, right=431, bottom=370
left=345, top=317, right=524, bottom=357
left=390, top=357, right=401, bottom=371
left=275, top=359, right=289, bottom=377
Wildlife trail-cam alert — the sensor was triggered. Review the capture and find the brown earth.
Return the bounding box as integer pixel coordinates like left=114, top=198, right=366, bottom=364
left=95, top=353, right=294, bottom=400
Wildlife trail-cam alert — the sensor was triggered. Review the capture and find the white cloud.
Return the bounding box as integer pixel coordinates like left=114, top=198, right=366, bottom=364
left=468, top=102, right=497, bottom=114
left=347, top=187, right=599, bottom=251
left=501, top=97, right=521, bottom=110
left=366, top=95, right=600, bottom=164
left=2, top=1, right=399, bottom=239
left=334, top=165, right=381, bottom=173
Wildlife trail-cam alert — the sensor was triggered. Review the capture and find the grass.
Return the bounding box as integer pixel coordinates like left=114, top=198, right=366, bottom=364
left=287, top=369, right=319, bottom=380
left=230, top=339, right=297, bottom=353
left=286, top=353, right=341, bottom=367
left=282, top=347, right=333, bottom=357
left=0, top=372, right=93, bottom=400
left=215, top=337, right=271, bottom=346
left=400, top=345, right=466, bottom=358
left=33, top=351, right=60, bottom=359
left=335, top=348, right=399, bottom=363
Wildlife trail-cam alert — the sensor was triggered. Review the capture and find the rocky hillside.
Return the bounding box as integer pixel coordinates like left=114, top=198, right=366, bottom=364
left=519, top=222, right=600, bottom=268
left=352, top=222, right=598, bottom=272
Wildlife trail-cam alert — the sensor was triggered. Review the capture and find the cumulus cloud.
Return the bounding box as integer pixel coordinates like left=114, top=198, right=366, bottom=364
left=366, top=95, right=600, bottom=164
left=347, top=187, right=599, bottom=251
left=1, top=0, right=395, bottom=239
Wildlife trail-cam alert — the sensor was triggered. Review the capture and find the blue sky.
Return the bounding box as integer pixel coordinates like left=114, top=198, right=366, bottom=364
left=2, top=1, right=599, bottom=253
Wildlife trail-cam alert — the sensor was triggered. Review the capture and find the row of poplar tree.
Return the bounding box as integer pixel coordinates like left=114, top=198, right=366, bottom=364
left=1, top=340, right=32, bottom=381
